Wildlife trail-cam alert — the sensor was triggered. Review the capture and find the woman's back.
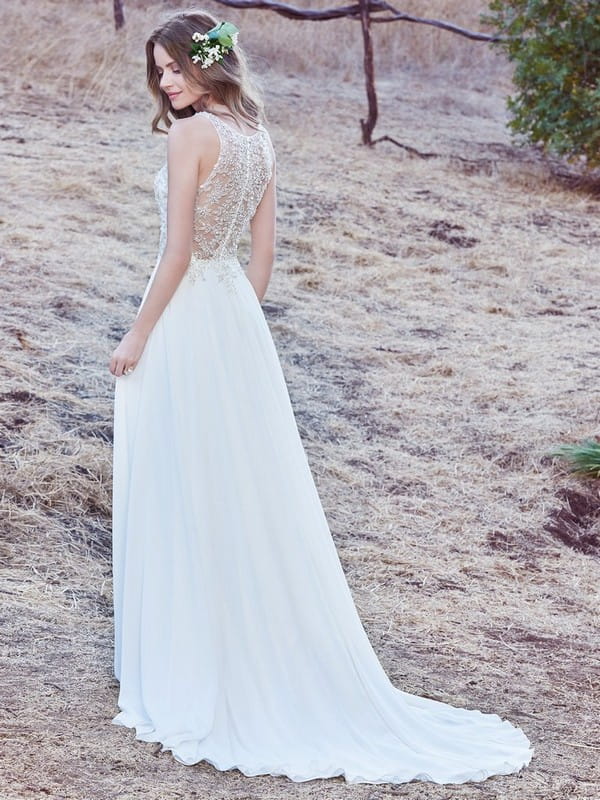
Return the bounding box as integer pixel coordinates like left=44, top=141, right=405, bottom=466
left=154, top=111, right=274, bottom=283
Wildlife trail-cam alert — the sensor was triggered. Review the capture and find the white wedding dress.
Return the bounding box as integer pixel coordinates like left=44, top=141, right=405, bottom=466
left=111, top=110, right=534, bottom=784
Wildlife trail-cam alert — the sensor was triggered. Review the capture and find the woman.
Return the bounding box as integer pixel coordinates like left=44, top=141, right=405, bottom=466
left=109, top=8, right=534, bottom=785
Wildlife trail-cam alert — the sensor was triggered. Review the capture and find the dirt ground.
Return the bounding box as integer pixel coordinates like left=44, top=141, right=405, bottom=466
left=1, top=4, right=600, bottom=799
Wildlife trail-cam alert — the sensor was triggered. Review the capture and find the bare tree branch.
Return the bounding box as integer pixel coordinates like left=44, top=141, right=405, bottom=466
left=208, top=0, right=500, bottom=41
left=113, top=0, right=125, bottom=30
left=200, top=0, right=502, bottom=144
left=359, top=0, right=377, bottom=145
left=370, top=2, right=500, bottom=41
left=371, top=135, right=438, bottom=157
left=208, top=0, right=362, bottom=21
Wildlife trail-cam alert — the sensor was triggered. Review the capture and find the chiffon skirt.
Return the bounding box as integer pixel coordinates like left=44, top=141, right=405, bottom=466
left=111, top=257, right=534, bottom=784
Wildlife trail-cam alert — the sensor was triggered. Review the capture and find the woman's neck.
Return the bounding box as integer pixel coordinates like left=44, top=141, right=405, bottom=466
left=204, top=102, right=256, bottom=134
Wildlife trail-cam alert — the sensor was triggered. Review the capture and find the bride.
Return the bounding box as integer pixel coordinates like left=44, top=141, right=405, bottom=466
left=109, top=8, right=534, bottom=785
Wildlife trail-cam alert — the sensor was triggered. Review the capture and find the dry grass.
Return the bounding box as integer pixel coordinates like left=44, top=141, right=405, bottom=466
left=1, top=1, right=600, bottom=798
left=3, top=0, right=510, bottom=111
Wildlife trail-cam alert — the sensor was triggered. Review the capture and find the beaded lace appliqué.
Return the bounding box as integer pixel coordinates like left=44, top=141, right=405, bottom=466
left=153, top=112, right=274, bottom=293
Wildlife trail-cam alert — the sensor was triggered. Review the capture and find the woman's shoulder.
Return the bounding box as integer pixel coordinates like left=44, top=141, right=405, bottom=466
left=168, top=112, right=273, bottom=161
left=258, top=119, right=271, bottom=137
left=168, top=112, right=217, bottom=142
left=166, top=115, right=219, bottom=163
left=165, top=114, right=219, bottom=174
left=260, top=122, right=275, bottom=159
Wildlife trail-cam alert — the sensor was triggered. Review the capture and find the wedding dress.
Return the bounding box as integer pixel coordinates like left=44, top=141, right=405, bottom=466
left=111, top=110, right=534, bottom=784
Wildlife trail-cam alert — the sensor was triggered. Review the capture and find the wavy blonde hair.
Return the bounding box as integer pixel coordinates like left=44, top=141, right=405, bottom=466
left=145, top=8, right=264, bottom=135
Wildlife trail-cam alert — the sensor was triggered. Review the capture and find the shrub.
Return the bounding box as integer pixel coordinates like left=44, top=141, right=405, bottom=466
left=552, top=439, right=600, bottom=478
left=483, top=1, right=600, bottom=168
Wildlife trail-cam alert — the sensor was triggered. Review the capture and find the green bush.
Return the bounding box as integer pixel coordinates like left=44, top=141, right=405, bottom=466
left=552, top=439, right=600, bottom=478
left=482, top=1, right=600, bottom=168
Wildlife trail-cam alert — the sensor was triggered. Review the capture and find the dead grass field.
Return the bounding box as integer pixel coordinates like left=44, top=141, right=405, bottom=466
left=1, top=1, right=599, bottom=799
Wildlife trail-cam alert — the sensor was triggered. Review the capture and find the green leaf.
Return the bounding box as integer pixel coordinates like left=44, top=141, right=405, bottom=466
left=207, top=21, right=239, bottom=48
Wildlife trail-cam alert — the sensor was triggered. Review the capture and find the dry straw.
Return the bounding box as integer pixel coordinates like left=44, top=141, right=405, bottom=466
left=3, top=0, right=510, bottom=110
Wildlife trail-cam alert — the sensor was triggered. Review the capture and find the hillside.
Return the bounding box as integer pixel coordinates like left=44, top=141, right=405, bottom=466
left=0, top=2, right=599, bottom=798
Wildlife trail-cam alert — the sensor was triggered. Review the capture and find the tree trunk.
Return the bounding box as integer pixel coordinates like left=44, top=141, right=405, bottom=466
left=114, top=0, right=125, bottom=30
left=359, top=0, right=377, bottom=145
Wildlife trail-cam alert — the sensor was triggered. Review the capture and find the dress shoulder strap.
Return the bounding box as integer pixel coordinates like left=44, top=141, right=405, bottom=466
left=198, top=110, right=265, bottom=139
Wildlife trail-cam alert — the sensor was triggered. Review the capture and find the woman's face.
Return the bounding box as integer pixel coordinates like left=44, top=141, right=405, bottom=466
left=153, top=42, right=205, bottom=111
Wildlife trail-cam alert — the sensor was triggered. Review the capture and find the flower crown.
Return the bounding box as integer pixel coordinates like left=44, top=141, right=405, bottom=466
left=190, top=21, right=239, bottom=69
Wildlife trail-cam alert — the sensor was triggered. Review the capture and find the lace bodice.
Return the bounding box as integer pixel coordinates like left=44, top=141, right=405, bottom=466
left=153, top=111, right=274, bottom=286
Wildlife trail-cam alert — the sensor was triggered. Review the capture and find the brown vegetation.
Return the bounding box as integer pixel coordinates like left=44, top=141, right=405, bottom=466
left=1, top=1, right=599, bottom=799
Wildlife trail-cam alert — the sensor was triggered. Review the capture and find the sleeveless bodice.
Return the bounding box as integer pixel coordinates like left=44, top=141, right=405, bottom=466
left=153, top=111, right=274, bottom=287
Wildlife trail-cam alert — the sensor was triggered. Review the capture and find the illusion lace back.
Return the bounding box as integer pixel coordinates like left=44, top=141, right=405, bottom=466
left=154, top=112, right=274, bottom=287
left=111, top=110, right=534, bottom=785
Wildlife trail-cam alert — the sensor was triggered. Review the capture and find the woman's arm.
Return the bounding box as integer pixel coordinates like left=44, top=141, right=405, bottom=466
left=109, top=119, right=200, bottom=377
left=245, top=154, right=277, bottom=303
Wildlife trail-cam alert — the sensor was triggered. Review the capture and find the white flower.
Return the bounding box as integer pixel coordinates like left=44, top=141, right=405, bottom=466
left=231, top=32, right=239, bottom=45
left=190, top=29, right=233, bottom=70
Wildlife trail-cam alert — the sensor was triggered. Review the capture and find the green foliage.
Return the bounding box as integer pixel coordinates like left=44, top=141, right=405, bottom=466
left=209, top=21, right=239, bottom=48
left=190, top=22, right=239, bottom=69
left=551, top=439, right=600, bottom=478
left=482, top=1, right=600, bottom=168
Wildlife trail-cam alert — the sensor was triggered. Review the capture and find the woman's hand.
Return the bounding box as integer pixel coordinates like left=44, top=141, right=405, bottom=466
left=109, top=329, right=148, bottom=377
